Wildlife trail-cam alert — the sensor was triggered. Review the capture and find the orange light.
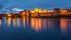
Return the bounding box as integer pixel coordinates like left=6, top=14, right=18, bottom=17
left=31, top=18, right=42, bottom=32
left=7, top=17, right=12, bottom=26
left=61, top=19, right=67, bottom=33
left=30, top=10, right=35, bottom=13
left=7, top=14, right=11, bottom=17
left=61, top=10, right=68, bottom=14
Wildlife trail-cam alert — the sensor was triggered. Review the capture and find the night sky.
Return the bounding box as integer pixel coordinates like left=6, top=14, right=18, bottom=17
left=0, top=0, right=71, bottom=10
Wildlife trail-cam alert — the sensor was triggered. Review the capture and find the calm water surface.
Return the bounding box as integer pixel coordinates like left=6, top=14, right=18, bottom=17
left=0, top=17, right=71, bottom=40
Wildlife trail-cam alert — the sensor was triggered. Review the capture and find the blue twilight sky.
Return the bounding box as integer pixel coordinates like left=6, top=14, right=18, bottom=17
left=0, top=0, right=71, bottom=10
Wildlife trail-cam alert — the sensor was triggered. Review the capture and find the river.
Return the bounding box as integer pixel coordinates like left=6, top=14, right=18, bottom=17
left=0, top=17, right=71, bottom=40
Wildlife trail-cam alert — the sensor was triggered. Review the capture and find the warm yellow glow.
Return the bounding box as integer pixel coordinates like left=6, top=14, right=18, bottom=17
left=31, top=18, right=35, bottom=30
left=30, top=10, right=35, bottom=13
left=34, top=8, right=39, bottom=13
left=42, top=10, right=48, bottom=13
left=38, top=9, right=42, bottom=13
left=34, top=8, right=42, bottom=13
left=31, top=18, right=42, bottom=32
left=7, top=14, right=12, bottom=17
left=7, top=18, right=12, bottom=26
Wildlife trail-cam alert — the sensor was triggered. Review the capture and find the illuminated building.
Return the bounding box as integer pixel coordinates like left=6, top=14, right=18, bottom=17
left=67, top=9, right=71, bottom=14
left=20, top=11, right=27, bottom=17
left=34, top=8, right=42, bottom=13
left=42, top=10, right=48, bottom=13
left=26, top=10, right=31, bottom=17
left=47, top=10, right=53, bottom=16
left=60, top=9, right=68, bottom=15
left=30, top=10, right=35, bottom=13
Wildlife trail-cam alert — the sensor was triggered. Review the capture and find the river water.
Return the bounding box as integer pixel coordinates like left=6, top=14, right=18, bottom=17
left=0, top=17, right=71, bottom=40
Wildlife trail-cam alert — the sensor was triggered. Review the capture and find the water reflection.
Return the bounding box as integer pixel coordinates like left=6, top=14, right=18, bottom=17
left=60, top=19, right=67, bottom=33
left=5, top=18, right=21, bottom=27
left=13, top=18, right=16, bottom=27
left=21, top=17, right=30, bottom=28
left=6, top=18, right=12, bottom=26
left=0, top=19, right=2, bottom=26
left=1, top=17, right=71, bottom=33
left=0, top=17, right=71, bottom=40
left=31, top=18, right=42, bottom=32
left=42, top=19, right=47, bottom=30
left=16, top=18, right=20, bottom=27
left=22, top=17, right=26, bottom=27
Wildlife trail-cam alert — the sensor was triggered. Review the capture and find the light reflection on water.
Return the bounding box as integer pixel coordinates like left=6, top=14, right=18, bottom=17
left=0, top=19, right=2, bottom=26
left=60, top=19, right=68, bottom=33
left=0, top=17, right=71, bottom=40
left=13, top=18, right=16, bottom=27
left=31, top=18, right=42, bottom=32
left=7, top=18, right=12, bottom=26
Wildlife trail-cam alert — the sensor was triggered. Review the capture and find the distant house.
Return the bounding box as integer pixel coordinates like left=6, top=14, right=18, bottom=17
left=60, top=9, right=68, bottom=15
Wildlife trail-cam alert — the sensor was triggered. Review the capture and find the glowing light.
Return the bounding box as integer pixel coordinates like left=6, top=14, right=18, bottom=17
left=7, top=14, right=12, bottom=17
left=39, top=9, right=42, bottom=13
left=42, top=10, right=48, bottom=13
left=7, top=18, right=12, bottom=26
left=34, top=8, right=42, bottom=13
left=61, top=9, right=68, bottom=14
left=31, top=18, right=42, bottom=32
left=34, top=8, right=39, bottom=13
left=30, top=10, right=35, bottom=13
left=48, top=10, right=53, bottom=12
left=60, top=19, right=67, bottom=33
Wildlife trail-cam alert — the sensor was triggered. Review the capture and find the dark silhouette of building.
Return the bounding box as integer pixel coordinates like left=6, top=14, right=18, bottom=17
left=53, top=8, right=60, bottom=15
